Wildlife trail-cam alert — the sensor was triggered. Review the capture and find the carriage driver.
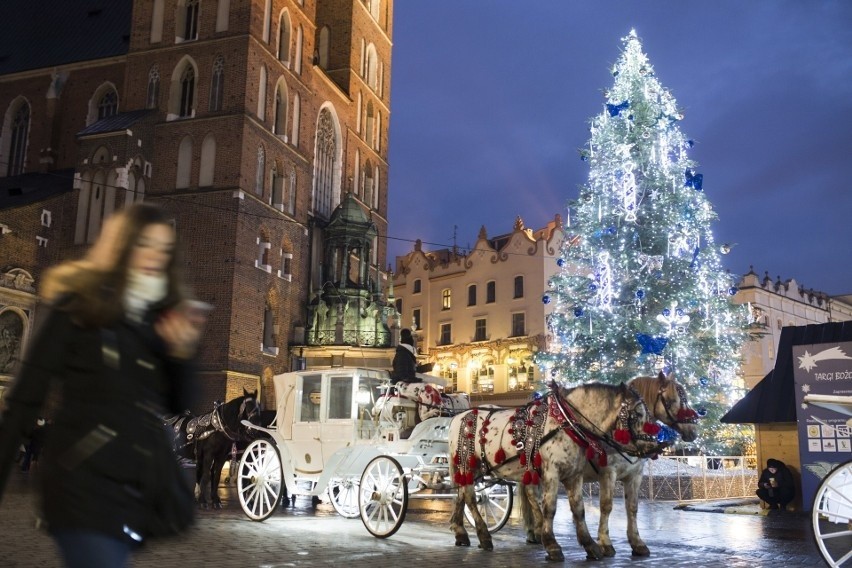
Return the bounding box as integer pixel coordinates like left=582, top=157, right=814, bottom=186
left=391, top=328, right=423, bottom=384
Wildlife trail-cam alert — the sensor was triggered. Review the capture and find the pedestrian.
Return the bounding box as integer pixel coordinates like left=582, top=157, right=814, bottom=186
left=20, top=417, right=47, bottom=473
left=756, top=458, right=795, bottom=511
left=0, top=203, right=204, bottom=568
left=391, top=328, right=422, bottom=383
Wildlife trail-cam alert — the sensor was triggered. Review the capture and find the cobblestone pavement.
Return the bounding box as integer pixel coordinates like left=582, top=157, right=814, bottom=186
left=0, top=472, right=824, bottom=567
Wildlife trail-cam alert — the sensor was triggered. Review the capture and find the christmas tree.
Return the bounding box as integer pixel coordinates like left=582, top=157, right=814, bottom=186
left=537, top=31, right=749, bottom=454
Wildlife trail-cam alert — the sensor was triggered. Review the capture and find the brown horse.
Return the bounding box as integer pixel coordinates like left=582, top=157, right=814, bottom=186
left=448, top=382, right=661, bottom=561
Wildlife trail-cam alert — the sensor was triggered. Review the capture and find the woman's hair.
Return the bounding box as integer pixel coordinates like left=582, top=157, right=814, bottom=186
left=41, top=203, right=189, bottom=327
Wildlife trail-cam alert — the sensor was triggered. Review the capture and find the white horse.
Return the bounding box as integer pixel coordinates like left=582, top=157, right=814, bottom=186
left=449, top=382, right=661, bottom=561
left=520, top=372, right=699, bottom=557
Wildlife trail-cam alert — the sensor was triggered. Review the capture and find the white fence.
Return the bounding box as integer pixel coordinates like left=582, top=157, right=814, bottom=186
left=582, top=455, right=758, bottom=502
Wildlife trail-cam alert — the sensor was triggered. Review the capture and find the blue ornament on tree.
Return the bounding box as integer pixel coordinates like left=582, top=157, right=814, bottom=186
left=662, top=308, right=671, bottom=317
left=699, top=377, right=709, bottom=386
left=574, top=307, right=584, bottom=317
left=542, top=294, right=551, bottom=304
left=532, top=391, right=544, bottom=401
left=687, top=139, right=695, bottom=148
left=656, top=423, right=679, bottom=444
left=635, top=333, right=669, bottom=355
left=589, top=283, right=598, bottom=292
left=696, top=407, right=708, bottom=417
left=684, top=169, right=704, bottom=190
left=606, top=100, right=630, bottom=117
left=729, top=287, right=738, bottom=296
left=557, top=258, right=566, bottom=267
left=636, top=289, right=645, bottom=300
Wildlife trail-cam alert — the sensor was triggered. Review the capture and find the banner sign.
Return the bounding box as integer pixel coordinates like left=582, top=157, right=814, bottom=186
left=793, top=341, right=852, bottom=510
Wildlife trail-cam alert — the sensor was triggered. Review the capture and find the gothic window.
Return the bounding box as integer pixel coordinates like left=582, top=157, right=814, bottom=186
left=257, top=66, right=267, bottom=120
left=146, top=65, right=160, bottom=109
left=181, top=0, right=200, bottom=41
left=365, top=101, right=374, bottom=147
left=150, top=0, right=164, bottom=42
left=364, top=44, right=378, bottom=91
left=256, top=234, right=271, bottom=271
left=209, top=56, right=224, bottom=111
left=318, top=27, right=330, bottom=69
left=274, top=81, right=288, bottom=135
left=270, top=162, right=280, bottom=207
left=261, top=305, right=277, bottom=354
left=179, top=65, right=195, bottom=117
left=291, top=93, right=300, bottom=146
left=362, top=160, right=373, bottom=207
left=287, top=169, right=296, bottom=215
left=176, top=136, right=192, bottom=188
left=97, top=89, right=118, bottom=121
left=295, top=25, right=303, bottom=74
left=262, top=0, right=272, bottom=42
left=6, top=102, right=29, bottom=176
left=199, top=134, right=216, bottom=187
left=255, top=147, right=265, bottom=195
left=312, top=108, right=338, bottom=218
left=278, top=11, right=291, bottom=64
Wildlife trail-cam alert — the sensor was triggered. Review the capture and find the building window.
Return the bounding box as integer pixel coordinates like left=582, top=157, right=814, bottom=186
left=274, top=82, right=288, bottom=135
left=179, top=65, right=195, bottom=117
left=508, top=358, right=535, bottom=391
left=6, top=102, right=30, bottom=176
left=312, top=107, right=337, bottom=218
left=182, top=0, right=200, bottom=41
left=395, top=298, right=402, bottom=315
left=514, top=275, right=524, bottom=299
left=317, top=26, right=330, bottom=69
left=262, top=306, right=278, bottom=355
left=365, top=101, right=374, bottom=147
left=476, top=362, right=494, bottom=394
left=257, top=65, right=267, bottom=120
left=511, top=313, right=525, bottom=337
left=439, top=323, right=452, bottom=346
left=256, top=235, right=271, bottom=272
left=364, top=44, right=378, bottom=91
left=412, top=308, right=421, bottom=330
left=486, top=281, right=496, bottom=303
left=255, top=147, right=265, bottom=195
left=441, top=289, right=451, bottom=310
left=199, top=133, right=216, bottom=187
left=440, top=363, right=458, bottom=393
left=269, top=162, right=279, bottom=206
left=278, top=251, right=293, bottom=281
left=474, top=318, right=487, bottom=342
left=278, top=11, right=291, bottom=64
left=413, top=279, right=421, bottom=294
left=176, top=135, right=192, bottom=188
left=209, top=56, right=224, bottom=111
left=97, top=90, right=118, bottom=121
left=287, top=169, right=296, bottom=215
left=467, top=284, right=477, bottom=307
left=291, top=93, right=300, bottom=146
left=146, top=66, right=160, bottom=109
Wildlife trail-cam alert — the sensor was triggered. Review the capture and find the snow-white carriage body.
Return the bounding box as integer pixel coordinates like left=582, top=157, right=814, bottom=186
left=236, top=367, right=513, bottom=537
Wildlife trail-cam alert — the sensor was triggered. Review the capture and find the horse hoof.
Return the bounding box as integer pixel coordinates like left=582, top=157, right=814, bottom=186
left=455, top=536, right=471, bottom=547
left=199, top=503, right=208, bottom=510
left=631, top=545, right=651, bottom=557
left=213, top=502, right=223, bottom=510
left=546, top=550, right=564, bottom=562
left=602, top=545, right=616, bottom=557
left=585, top=544, right=604, bottom=561
left=477, top=541, right=493, bottom=551
left=526, top=532, right=541, bottom=545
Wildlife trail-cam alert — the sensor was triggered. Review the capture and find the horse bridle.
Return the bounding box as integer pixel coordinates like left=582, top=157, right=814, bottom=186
left=211, top=397, right=260, bottom=441
left=657, top=383, right=699, bottom=425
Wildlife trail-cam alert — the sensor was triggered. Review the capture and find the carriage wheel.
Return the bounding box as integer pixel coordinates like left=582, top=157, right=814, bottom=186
left=359, top=455, right=408, bottom=538
left=812, top=459, right=852, bottom=567
left=237, top=439, right=283, bottom=522
left=464, top=479, right=514, bottom=533
left=328, top=477, right=360, bottom=518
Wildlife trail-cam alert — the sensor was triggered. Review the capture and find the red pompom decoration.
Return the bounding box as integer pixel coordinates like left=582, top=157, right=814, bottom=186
left=613, top=428, right=631, bottom=444
left=533, top=452, right=542, bottom=468
left=452, top=453, right=460, bottom=466
left=468, top=455, right=478, bottom=469
left=495, top=448, right=506, bottom=464
left=677, top=408, right=698, bottom=421
left=531, top=471, right=540, bottom=485
left=520, top=453, right=528, bottom=466
left=479, top=437, right=487, bottom=445
left=522, top=470, right=532, bottom=485
left=454, top=471, right=463, bottom=485
left=643, top=422, right=661, bottom=435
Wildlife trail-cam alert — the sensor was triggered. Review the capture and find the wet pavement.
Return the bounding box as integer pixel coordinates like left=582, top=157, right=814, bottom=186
left=0, top=471, right=824, bottom=567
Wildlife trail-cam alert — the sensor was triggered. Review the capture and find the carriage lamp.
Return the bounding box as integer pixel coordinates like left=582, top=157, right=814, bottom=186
left=356, top=386, right=371, bottom=406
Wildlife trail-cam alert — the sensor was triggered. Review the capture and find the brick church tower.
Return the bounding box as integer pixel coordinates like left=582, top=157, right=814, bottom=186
left=0, top=0, right=395, bottom=408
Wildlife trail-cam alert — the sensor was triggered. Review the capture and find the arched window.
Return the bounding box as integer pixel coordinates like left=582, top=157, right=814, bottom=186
left=278, top=11, right=291, bottom=64
left=257, top=65, right=267, bottom=120
left=262, top=0, right=272, bottom=43
left=86, top=170, right=107, bottom=243
left=255, top=146, right=265, bottom=195
left=97, top=90, right=118, bottom=121
left=291, top=93, right=300, bottom=146
left=215, top=0, right=229, bottom=32
left=295, top=25, right=303, bottom=74
left=6, top=102, right=30, bottom=176
left=176, top=0, right=200, bottom=42
left=318, top=27, right=330, bottom=69
left=312, top=107, right=339, bottom=218
left=375, top=111, right=381, bottom=151
left=179, top=65, right=195, bottom=117
left=176, top=136, right=193, bottom=188
left=362, top=160, right=373, bottom=207
left=150, top=0, right=164, bottom=42
left=209, top=55, right=224, bottom=111
left=271, top=161, right=282, bottom=209
left=365, top=101, right=374, bottom=147
left=146, top=65, right=160, bottom=109
left=199, top=133, right=216, bottom=186
left=273, top=80, right=288, bottom=136
left=366, top=0, right=380, bottom=21
left=364, top=44, right=378, bottom=91
left=288, top=168, right=296, bottom=215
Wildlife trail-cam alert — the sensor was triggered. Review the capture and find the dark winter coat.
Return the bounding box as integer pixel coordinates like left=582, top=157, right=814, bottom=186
left=0, top=302, right=197, bottom=542
left=391, top=344, right=419, bottom=383
left=757, top=459, right=795, bottom=494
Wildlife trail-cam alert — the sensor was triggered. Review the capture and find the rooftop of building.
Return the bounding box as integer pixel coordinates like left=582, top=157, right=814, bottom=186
left=0, top=169, right=75, bottom=209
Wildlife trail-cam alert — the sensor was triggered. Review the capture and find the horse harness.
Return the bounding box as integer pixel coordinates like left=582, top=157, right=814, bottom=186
left=173, top=398, right=257, bottom=446
left=453, top=383, right=659, bottom=487
left=657, top=382, right=699, bottom=426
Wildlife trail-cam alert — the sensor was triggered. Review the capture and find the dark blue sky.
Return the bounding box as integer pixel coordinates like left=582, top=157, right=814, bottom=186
left=386, top=1, right=852, bottom=296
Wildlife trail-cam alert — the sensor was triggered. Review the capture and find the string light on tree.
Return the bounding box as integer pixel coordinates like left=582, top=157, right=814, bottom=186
left=536, top=30, right=749, bottom=454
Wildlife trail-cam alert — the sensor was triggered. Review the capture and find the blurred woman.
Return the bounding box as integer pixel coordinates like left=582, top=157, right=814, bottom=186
left=0, top=203, right=203, bottom=567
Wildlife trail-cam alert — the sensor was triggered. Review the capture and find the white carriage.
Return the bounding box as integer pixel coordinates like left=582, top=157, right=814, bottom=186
left=236, top=367, right=514, bottom=538
left=804, top=394, right=852, bottom=567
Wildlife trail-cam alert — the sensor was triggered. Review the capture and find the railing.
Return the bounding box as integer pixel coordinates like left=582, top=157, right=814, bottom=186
left=582, top=455, right=758, bottom=502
